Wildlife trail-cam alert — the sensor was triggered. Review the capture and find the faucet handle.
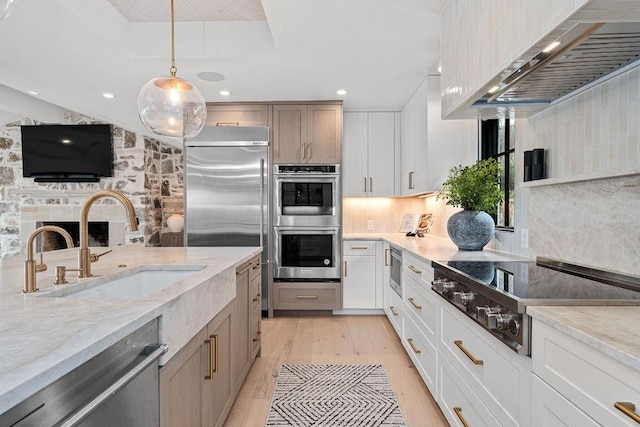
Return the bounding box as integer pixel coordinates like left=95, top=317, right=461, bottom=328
left=90, top=249, right=113, bottom=263
left=54, top=266, right=82, bottom=285
left=35, top=253, right=47, bottom=273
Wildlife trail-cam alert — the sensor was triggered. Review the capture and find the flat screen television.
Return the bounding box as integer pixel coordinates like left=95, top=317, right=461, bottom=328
left=21, top=124, right=113, bottom=182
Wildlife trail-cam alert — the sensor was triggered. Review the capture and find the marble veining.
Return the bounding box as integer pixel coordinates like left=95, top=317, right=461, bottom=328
left=0, top=245, right=260, bottom=415
left=527, top=306, right=640, bottom=372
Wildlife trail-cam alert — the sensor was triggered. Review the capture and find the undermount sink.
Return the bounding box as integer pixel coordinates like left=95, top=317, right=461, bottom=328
left=43, top=265, right=206, bottom=299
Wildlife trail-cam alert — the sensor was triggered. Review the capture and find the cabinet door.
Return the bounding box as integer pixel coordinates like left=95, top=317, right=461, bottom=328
left=250, top=273, right=262, bottom=357
left=204, top=305, right=233, bottom=427
left=343, top=255, right=376, bottom=309
left=273, top=105, right=306, bottom=163
left=160, top=327, right=209, bottom=427
left=232, top=264, right=250, bottom=393
left=367, top=112, right=396, bottom=196
left=205, top=104, right=269, bottom=127
left=531, top=375, right=600, bottom=427
left=342, top=112, right=369, bottom=196
left=307, top=104, right=342, bottom=163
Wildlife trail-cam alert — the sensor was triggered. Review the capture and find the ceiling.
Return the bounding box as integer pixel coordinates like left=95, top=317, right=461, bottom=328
left=0, top=0, right=446, bottom=144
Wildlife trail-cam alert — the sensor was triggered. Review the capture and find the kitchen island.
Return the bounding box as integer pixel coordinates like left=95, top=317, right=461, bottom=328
left=0, top=245, right=261, bottom=416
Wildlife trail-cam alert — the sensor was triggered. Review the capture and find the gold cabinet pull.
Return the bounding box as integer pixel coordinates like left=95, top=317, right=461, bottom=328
left=390, top=306, right=399, bottom=316
left=615, top=402, right=640, bottom=423
left=296, top=295, right=319, bottom=299
left=369, top=177, right=373, bottom=193
left=236, top=263, right=252, bottom=275
left=252, top=263, right=260, bottom=270
left=301, top=143, right=306, bottom=160
left=307, top=143, right=312, bottom=160
left=252, top=293, right=261, bottom=302
left=344, top=261, right=348, bottom=277
left=253, top=331, right=262, bottom=342
left=364, top=177, right=368, bottom=193
left=408, top=297, right=422, bottom=310
left=453, top=407, right=470, bottom=427
left=350, top=246, right=369, bottom=250
left=454, top=340, right=483, bottom=365
left=216, top=122, right=239, bottom=126
left=406, top=338, right=421, bottom=354
left=408, top=265, right=422, bottom=275
left=409, top=171, right=415, bottom=189
left=204, top=335, right=218, bottom=379
left=385, top=248, right=390, bottom=266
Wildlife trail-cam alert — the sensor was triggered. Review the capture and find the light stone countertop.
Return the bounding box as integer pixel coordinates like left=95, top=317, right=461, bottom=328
left=343, top=232, right=529, bottom=263
left=0, top=245, right=261, bottom=415
left=527, top=306, right=640, bottom=372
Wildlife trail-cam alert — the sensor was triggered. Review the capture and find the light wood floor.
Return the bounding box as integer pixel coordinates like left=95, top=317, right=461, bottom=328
left=224, top=314, right=449, bottom=427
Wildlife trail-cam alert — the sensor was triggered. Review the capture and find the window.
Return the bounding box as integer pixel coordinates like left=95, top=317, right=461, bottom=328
left=481, top=119, right=515, bottom=229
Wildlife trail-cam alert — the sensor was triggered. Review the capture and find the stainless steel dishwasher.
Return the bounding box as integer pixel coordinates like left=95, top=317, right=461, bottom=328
left=0, top=319, right=167, bottom=427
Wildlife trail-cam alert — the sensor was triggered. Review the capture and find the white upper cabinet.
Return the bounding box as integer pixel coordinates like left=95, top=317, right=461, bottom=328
left=399, top=75, right=477, bottom=196
left=343, top=112, right=397, bottom=197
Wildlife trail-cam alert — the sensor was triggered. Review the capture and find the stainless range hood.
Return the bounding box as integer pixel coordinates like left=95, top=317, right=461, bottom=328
left=473, top=22, right=640, bottom=108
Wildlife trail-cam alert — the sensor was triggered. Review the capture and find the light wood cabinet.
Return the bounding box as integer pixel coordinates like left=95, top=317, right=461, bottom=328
left=343, top=112, right=397, bottom=197
left=160, top=257, right=262, bottom=427
left=273, top=282, right=341, bottom=310
left=205, top=104, right=269, bottom=127
left=273, top=104, right=342, bottom=164
left=399, top=75, right=477, bottom=196
left=160, top=303, right=233, bottom=427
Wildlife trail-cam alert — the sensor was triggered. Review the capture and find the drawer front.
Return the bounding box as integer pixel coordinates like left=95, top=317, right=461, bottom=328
left=403, top=252, right=434, bottom=288
left=439, top=303, right=531, bottom=427
left=532, top=320, right=640, bottom=426
left=387, top=287, right=404, bottom=336
left=403, top=314, right=437, bottom=394
left=273, top=282, right=341, bottom=310
left=439, top=356, right=500, bottom=427
left=342, top=240, right=377, bottom=256
left=531, top=375, right=600, bottom=427
left=402, top=271, right=438, bottom=343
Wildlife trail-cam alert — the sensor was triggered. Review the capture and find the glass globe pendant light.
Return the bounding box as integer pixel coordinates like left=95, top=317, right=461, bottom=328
left=0, top=0, right=17, bottom=20
left=137, top=0, right=207, bottom=139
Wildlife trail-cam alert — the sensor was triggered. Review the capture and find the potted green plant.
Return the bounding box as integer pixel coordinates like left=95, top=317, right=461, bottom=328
left=437, top=158, right=504, bottom=251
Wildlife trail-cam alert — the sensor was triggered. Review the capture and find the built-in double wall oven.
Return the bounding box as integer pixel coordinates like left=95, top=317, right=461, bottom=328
left=273, top=165, right=341, bottom=281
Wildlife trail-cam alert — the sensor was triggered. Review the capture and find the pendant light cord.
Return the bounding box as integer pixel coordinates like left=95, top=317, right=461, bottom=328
left=170, top=0, right=177, bottom=77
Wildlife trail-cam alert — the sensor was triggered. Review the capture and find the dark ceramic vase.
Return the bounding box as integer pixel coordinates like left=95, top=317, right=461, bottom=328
left=447, top=210, right=495, bottom=251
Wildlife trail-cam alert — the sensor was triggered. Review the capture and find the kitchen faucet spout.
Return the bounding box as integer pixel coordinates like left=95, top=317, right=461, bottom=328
left=24, top=225, right=74, bottom=293
left=78, top=190, right=138, bottom=278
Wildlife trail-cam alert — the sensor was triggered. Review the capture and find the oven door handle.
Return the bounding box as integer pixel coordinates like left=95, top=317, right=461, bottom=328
left=60, top=344, right=168, bottom=427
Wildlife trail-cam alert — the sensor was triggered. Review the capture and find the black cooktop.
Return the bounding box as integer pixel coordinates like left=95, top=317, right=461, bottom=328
left=435, top=258, right=640, bottom=302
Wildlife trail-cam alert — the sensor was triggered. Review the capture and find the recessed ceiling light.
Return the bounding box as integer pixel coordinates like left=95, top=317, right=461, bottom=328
left=102, top=93, right=115, bottom=99
left=543, top=41, right=561, bottom=53
left=61, top=139, right=71, bottom=144
left=219, top=90, right=231, bottom=96
left=28, top=90, right=38, bottom=96
left=198, top=72, right=226, bottom=82
left=336, top=89, right=347, bottom=96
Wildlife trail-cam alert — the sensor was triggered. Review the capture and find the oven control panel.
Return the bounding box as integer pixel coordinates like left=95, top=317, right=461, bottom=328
left=431, top=274, right=528, bottom=355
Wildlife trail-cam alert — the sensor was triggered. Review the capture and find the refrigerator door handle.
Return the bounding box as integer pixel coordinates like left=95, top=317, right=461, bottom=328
left=260, top=157, right=265, bottom=248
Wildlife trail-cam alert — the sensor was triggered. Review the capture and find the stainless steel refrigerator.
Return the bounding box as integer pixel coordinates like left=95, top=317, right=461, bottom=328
left=184, top=126, right=270, bottom=311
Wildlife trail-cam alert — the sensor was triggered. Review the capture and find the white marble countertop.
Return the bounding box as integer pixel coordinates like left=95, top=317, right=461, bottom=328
left=527, top=306, right=640, bottom=373
left=0, top=245, right=261, bottom=415
left=343, top=232, right=529, bottom=263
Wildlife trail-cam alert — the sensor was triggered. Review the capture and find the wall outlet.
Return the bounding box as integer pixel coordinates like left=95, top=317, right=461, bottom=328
left=521, top=228, right=529, bottom=249
left=367, top=220, right=374, bottom=231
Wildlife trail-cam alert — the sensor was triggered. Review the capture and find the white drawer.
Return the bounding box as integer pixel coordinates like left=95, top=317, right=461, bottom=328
left=342, top=240, right=377, bottom=256
left=386, top=287, right=404, bottom=336
left=403, top=314, right=437, bottom=394
left=531, top=374, right=600, bottom=427
left=438, top=356, right=500, bottom=427
left=439, top=302, right=531, bottom=427
left=402, top=251, right=434, bottom=288
left=402, top=271, right=438, bottom=343
left=532, top=320, right=640, bottom=426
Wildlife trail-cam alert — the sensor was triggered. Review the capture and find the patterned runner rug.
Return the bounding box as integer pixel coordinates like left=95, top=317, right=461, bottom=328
left=266, top=364, right=407, bottom=427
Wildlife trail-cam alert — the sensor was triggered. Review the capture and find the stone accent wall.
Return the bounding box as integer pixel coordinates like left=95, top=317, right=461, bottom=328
left=0, top=112, right=184, bottom=257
